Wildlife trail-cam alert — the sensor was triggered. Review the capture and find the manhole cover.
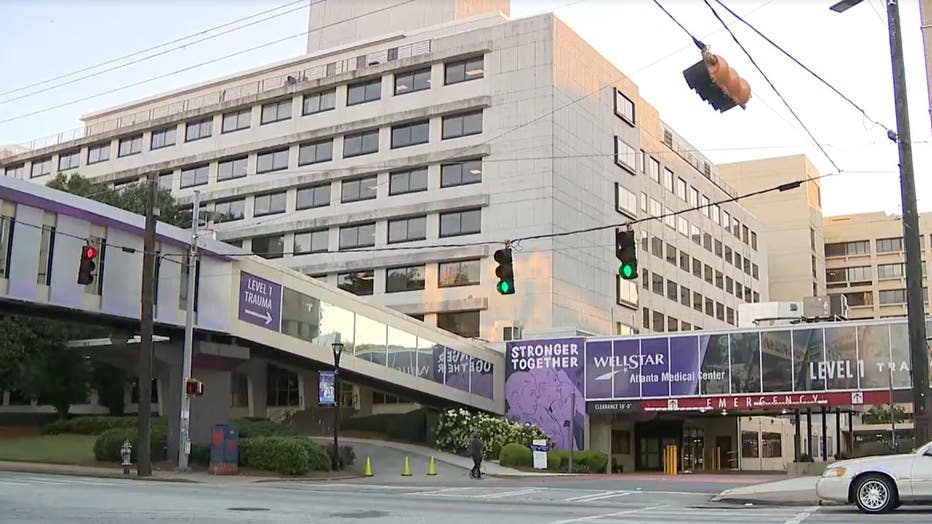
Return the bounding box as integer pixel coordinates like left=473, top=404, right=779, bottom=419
left=227, top=507, right=271, bottom=512
left=329, top=510, right=389, bottom=519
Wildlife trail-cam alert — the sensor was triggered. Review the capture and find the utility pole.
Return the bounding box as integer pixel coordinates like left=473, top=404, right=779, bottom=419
left=178, top=190, right=200, bottom=471
left=137, top=171, right=158, bottom=477
left=886, top=0, right=930, bottom=446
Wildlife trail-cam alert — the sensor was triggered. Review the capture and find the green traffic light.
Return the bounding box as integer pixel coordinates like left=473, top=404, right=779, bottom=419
left=497, top=280, right=511, bottom=294
left=619, top=264, right=635, bottom=279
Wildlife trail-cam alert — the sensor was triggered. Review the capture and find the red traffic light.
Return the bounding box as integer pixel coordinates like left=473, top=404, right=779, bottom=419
left=83, top=245, right=97, bottom=259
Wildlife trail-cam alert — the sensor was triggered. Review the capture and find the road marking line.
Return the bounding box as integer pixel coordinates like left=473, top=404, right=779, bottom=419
left=563, top=491, right=616, bottom=502
left=479, top=488, right=544, bottom=499
left=568, top=491, right=634, bottom=503
left=413, top=487, right=475, bottom=496
left=549, top=504, right=666, bottom=524
left=783, top=506, right=819, bottom=524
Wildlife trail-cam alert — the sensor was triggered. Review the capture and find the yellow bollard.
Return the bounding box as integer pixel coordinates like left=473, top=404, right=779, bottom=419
left=401, top=456, right=412, bottom=476
left=364, top=456, right=373, bottom=477
left=427, top=456, right=437, bottom=476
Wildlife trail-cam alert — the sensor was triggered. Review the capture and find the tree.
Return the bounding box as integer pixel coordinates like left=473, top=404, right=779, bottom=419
left=865, top=404, right=908, bottom=425
left=12, top=318, right=90, bottom=419
left=47, top=173, right=191, bottom=228
left=91, top=362, right=129, bottom=416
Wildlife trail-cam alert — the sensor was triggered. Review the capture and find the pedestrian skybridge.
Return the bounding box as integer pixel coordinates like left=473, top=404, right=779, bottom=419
left=0, top=176, right=502, bottom=413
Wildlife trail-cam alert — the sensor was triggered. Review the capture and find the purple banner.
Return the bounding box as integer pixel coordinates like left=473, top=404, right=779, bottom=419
left=612, top=339, right=641, bottom=398
left=505, top=338, right=584, bottom=451
left=442, top=347, right=471, bottom=392
left=640, top=338, right=670, bottom=397
left=669, top=336, right=700, bottom=396
left=238, top=272, right=282, bottom=331
left=585, top=341, right=613, bottom=399
left=470, top=357, right=494, bottom=399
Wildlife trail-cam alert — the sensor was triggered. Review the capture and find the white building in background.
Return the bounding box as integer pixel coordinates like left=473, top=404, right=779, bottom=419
left=1, top=0, right=769, bottom=346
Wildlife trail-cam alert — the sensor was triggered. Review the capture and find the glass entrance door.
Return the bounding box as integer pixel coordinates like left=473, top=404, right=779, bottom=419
left=682, top=427, right=704, bottom=471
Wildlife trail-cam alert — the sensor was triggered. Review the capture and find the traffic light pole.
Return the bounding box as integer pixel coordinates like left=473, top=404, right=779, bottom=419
left=137, top=171, right=157, bottom=477
left=886, top=0, right=930, bottom=445
left=178, top=190, right=200, bottom=471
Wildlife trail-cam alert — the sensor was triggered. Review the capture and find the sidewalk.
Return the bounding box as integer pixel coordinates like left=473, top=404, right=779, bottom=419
left=0, top=461, right=358, bottom=484
left=712, top=476, right=828, bottom=506
left=311, top=436, right=559, bottom=478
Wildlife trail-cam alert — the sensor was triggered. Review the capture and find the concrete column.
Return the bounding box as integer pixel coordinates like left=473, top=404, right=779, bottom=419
left=356, top=385, right=373, bottom=416
left=806, top=409, right=813, bottom=457
left=794, top=410, right=801, bottom=462
left=241, top=359, right=268, bottom=419
left=190, top=368, right=232, bottom=444
left=157, top=359, right=182, bottom=465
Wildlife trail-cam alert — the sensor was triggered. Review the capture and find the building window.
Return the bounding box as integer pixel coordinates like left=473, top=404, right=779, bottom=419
left=663, top=168, right=674, bottom=192
left=680, top=285, right=690, bottom=307
left=877, top=237, right=904, bottom=253
left=752, top=263, right=759, bottom=280
left=722, top=210, right=731, bottom=230
left=617, top=276, right=638, bottom=306
left=652, top=273, right=663, bottom=295
left=727, top=307, right=735, bottom=325
left=666, top=279, right=677, bottom=301
left=231, top=373, right=249, bottom=408
left=744, top=258, right=752, bottom=275
left=253, top=192, right=286, bottom=217
left=878, top=263, right=905, bottom=279
left=339, top=223, right=376, bottom=249
left=179, top=164, right=209, bottom=188
left=826, top=240, right=871, bottom=257
left=692, top=258, right=702, bottom=278
left=742, top=224, right=749, bottom=244
left=879, top=289, right=907, bottom=305
left=386, top=265, right=425, bottom=292
left=613, top=88, right=635, bottom=125
left=151, top=127, right=177, bottom=149
left=294, top=229, right=329, bottom=254
left=261, top=99, right=292, bottom=124
left=704, top=265, right=713, bottom=284
left=828, top=266, right=871, bottom=284
left=58, top=151, right=80, bottom=171
left=298, top=139, right=333, bottom=165
left=649, top=198, right=661, bottom=217
left=390, top=168, right=428, bottom=195
left=736, top=282, right=744, bottom=299
left=217, top=156, right=247, bottom=181
left=185, top=118, right=212, bottom=141
left=388, top=216, right=427, bottom=243
left=343, top=129, right=380, bottom=157
left=159, top=172, right=173, bottom=190
left=395, top=67, right=431, bottom=94
left=653, top=311, right=665, bottom=333
left=437, top=310, right=480, bottom=338
left=439, top=208, right=481, bottom=237
left=762, top=432, right=782, bottom=458
left=666, top=243, right=677, bottom=265
left=751, top=231, right=758, bottom=250
left=296, top=184, right=330, bottom=209
left=213, top=199, right=245, bottom=223
left=688, top=186, right=699, bottom=207
left=347, top=78, right=382, bottom=105
left=391, top=120, right=430, bottom=148
left=222, top=109, right=251, bottom=133
left=693, top=292, right=703, bottom=312
left=752, top=291, right=760, bottom=303
left=30, top=158, right=52, bottom=178
left=257, top=148, right=290, bottom=173
left=677, top=217, right=689, bottom=237
left=676, top=177, right=687, bottom=201
left=705, top=298, right=714, bottom=316
left=703, top=233, right=712, bottom=251
left=700, top=195, right=710, bottom=217
left=667, top=317, right=679, bottom=332
left=725, top=246, right=733, bottom=264
left=442, top=111, right=482, bottom=139
left=742, top=431, right=759, bottom=458
left=338, top=270, right=374, bottom=296
left=714, top=239, right=723, bottom=257
left=643, top=308, right=650, bottom=329
left=444, top=56, right=484, bottom=85
left=441, top=159, right=482, bottom=188
left=679, top=251, right=690, bottom=271
left=117, top=135, right=143, bottom=157
left=87, top=143, right=110, bottom=164
left=4, top=164, right=25, bottom=178
left=252, top=234, right=285, bottom=259
left=843, top=290, right=873, bottom=307
left=715, top=271, right=724, bottom=289
left=266, top=364, right=299, bottom=407
left=438, top=259, right=480, bottom=287
left=303, top=89, right=336, bottom=115
left=342, top=175, right=378, bottom=203
left=614, top=137, right=637, bottom=173
left=615, top=183, right=637, bottom=218
left=726, top=276, right=734, bottom=293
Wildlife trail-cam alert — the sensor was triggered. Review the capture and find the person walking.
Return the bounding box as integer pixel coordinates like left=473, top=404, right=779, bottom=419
left=469, top=433, right=483, bottom=479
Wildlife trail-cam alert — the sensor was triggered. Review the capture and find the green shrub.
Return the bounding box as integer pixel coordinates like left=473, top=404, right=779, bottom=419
left=232, top=418, right=297, bottom=438
left=574, top=451, right=608, bottom=473
left=190, top=443, right=210, bottom=466
left=435, top=408, right=550, bottom=459
left=239, top=437, right=310, bottom=475
left=499, top=443, right=533, bottom=468
left=798, top=453, right=814, bottom=463
left=93, top=426, right=167, bottom=462
left=43, top=416, right=146, bottom=435
left=300, top=440, right=333, bottom=472
left=0, top=413, right=58, bottom=428
left=547, top=450, right=565, bottom=472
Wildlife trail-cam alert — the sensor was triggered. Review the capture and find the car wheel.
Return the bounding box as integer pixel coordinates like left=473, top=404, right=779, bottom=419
left=854, top=475, right=896, bottom=514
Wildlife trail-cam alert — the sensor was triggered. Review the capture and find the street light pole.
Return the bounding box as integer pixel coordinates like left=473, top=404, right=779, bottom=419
left=831, top=0, right=930, bottom=445
left=331, top=340, right=344, bottom=471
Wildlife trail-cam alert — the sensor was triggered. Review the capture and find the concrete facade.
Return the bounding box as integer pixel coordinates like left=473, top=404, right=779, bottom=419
left=0, top=8, right=769, bottom=347
left=719, top=155, right=825, bottom=304
left=822, top=211, right=932, bottom=320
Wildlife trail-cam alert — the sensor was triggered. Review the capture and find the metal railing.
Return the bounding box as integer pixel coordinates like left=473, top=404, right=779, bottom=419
left=1, top=39, right=432, bottom=162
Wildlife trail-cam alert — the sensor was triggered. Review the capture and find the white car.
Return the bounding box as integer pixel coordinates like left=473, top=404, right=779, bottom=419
left=817, top=441, right=932, bottom=513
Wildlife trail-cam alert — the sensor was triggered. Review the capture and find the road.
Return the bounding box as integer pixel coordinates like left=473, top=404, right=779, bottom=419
left=2, top=472, right=932, bottom=523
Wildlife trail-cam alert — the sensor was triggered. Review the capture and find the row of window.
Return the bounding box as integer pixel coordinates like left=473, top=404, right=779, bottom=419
left=613, top=141, right=759, bottom=251
left=243, top=208, right=481, bottom=257
left=826, top=262, right=928, bottom=285
left=642, top=262, right=759, bottom=306
left=825, top=236, right=930, bottom=258
left=319, top=259, right=482, bottom=297
left=2, top=56, right=486, bottom=179
left=837, top=288, right=931, bottom=307
left=641, top=267, right=750, bottom=323
left=641, top=308, right=703, bottom=333
left=643, top=233, right=760, bottom=283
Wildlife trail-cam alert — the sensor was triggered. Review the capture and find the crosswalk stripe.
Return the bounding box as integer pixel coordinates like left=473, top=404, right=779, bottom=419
left=478, top=488, right=544, bottom=499
left=569, top=491, right=634, bottom=503
left=550, top=504, right=667, bottom=524
left=563, top=491, right=617, bottom=502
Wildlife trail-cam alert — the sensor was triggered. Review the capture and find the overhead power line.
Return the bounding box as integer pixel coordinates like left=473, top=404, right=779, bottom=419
left=712, top=0, right=894, bottom=136
left=0, top=0, right=311, bottom=100
left=0, top=1, right=314, bottom=106
left=701, top=0, right=842, bottom=173
left=650, top=0, right=707, bottom=50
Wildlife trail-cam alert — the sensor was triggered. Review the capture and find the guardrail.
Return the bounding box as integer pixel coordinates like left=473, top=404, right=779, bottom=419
left=1, top=39, right=432, bottom=161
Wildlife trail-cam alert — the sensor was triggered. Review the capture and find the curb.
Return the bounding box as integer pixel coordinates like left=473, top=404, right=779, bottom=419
left=252, top=474, right=363, bottom=483
left=0, top=463, right=200, bottom=483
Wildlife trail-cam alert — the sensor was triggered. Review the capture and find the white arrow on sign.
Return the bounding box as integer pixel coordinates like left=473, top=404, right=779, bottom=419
left=244, top=309, right=273, bottom=325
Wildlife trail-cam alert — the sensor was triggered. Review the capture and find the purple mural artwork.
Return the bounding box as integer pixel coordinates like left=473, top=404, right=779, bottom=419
left=470, top=356, right=494, bottom=399
left=505, top=338, right=585, bottom=451
left=584, top=341, right=613, bottom=399
left=669, top=336, right=701, bottom=396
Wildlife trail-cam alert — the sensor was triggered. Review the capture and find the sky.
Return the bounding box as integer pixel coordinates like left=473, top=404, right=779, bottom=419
left=0, top=0, right=929, bottom=217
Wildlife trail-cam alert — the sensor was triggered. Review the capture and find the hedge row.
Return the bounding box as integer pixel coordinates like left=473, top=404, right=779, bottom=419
left=45, top=416, right=165, bottom=435
left=239, top=437, right=331, bottom=475
left=93, top=426, right=168, bottom=462
left=497, top=443, right=608, bottom=473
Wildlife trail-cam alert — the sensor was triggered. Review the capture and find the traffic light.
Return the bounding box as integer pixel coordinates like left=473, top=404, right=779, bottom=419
left=493, top=248, right=515, bottom=295
left=616, top=229, right=638, bottom=280
left=185, top=378, right=204, bottom=397
left=77, top=244, right=98, bottom=285
left=683, top=50, right=751, bottom=113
